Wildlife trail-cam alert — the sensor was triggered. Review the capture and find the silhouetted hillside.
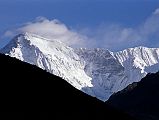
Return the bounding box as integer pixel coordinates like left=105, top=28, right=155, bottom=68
left=0, top=54, right=134, bottom=120
left=107, top=72, right=159, bottom=120
left=0, top=112, right=24, bottom=120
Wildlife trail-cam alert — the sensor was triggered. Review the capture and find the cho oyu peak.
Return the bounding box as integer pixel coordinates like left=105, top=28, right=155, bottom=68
left=1, top=33, right=159, bottom=101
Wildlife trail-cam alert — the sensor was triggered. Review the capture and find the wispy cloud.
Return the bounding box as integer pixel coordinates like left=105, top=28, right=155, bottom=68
left=4, top=17, right=86, bottom=47
left=4, top=8, right=159, bottom=51
left=76, top=7, right=159, bottom=51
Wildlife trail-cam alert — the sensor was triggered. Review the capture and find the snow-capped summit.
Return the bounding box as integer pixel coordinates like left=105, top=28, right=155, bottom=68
left=1, top=33, right=159, bottom=101
left=0, top=33, right=93, bottom=91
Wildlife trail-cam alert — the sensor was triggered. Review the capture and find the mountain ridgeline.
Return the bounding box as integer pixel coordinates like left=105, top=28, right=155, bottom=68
left=1, top=33, right=159, bottom=101
left=107, top=72, right=159, bottom=120
left=1, top=33, right=159, bottom=120
left=0, top=53, right=135, bottom=120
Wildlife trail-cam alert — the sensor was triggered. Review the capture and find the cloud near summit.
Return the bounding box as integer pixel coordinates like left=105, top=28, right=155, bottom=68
left=4, top=8, right=159, bottom=51
left=5, top=17, right=87, bottom=47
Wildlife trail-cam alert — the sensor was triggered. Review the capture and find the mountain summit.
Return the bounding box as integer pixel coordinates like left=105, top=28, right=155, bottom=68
left=1, top=33, right=159, bottom=101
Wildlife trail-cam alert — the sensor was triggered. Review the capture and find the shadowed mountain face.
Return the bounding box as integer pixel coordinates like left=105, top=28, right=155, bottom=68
left=0, top=112, right=47, bottom=120
left=0, top=112, right=24, bottom=120
left=107, top=72, right=159, bottom=120
left=0, top=54, right=134, bottom=120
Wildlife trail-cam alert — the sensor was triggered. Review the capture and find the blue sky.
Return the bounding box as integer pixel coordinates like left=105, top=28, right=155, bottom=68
left=0, top=0, right=159, bottom=51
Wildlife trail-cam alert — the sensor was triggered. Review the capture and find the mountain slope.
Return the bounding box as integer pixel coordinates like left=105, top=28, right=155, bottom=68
left=107, top=72, right=159, bottom=120
left=0, top=53, right=135, bottom=120
left=0, top=33, right=93, bottom=92
left=75, top=48, right=126, bottom=100
left=114, top=46, right=159, bottom=83
left=1, top=33, right=159, bottom=101
left=76, top=47, right=159, bottom=100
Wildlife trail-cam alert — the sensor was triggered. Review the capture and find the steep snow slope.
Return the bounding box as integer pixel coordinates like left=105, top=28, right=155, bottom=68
left=0, top=33, right=93, bottom=92
left=1, top=33, right=159, bottom=101
left=75, top=48, right=127, bottom=100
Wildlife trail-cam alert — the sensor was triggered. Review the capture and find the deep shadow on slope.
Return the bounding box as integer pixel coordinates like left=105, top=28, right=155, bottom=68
left=107, top=72, right=159, bottom=120
left=0, top=112, right=24, bottom=120
left=0, top=53, right=135, bottom=120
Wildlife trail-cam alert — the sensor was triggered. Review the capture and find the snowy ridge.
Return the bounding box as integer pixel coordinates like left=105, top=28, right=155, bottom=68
left=0, top=33, right=93, bottom=92
left=114, top=47, right=159, bottom=84
left=1, top=33, right=159, bottom=101
left=115, top=46, right=159, bottom=73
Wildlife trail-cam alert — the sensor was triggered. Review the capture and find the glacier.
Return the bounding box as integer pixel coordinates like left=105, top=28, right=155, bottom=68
left=1, top=33, right=159, bottom=101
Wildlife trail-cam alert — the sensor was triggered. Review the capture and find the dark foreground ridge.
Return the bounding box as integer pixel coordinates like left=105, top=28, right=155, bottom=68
left=107, top=72, right=159, bottom=120
left=0, top=54, right=134, bottom=120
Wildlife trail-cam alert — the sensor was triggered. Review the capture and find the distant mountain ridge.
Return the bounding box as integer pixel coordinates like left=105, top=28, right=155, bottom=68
left=1, top=32, right=159, bottom=101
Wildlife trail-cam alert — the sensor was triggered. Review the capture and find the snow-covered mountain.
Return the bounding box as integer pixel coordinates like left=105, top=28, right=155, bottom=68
left=0, top=33, right=93, bottom=91
left=75, top=47, right=159, bottom=100
left=1, top=33, right=159, bottom=101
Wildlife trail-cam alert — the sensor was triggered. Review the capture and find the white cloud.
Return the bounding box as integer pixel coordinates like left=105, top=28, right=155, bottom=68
left=3, top=8, right=159, bottom=51
left=76, top=7, right=159, bottom=51
left=5, top=17, right=86, bottom=47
